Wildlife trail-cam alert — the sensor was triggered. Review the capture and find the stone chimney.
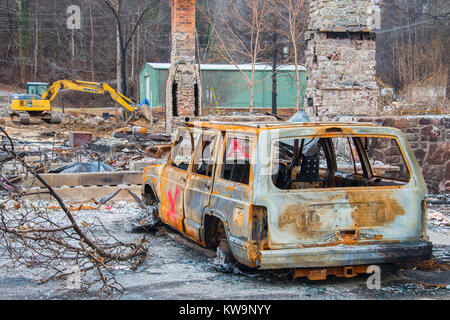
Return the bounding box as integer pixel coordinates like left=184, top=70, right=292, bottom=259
left=166, top=0, right=202, bottom=132
left=305, top=0, right=381, bottom=121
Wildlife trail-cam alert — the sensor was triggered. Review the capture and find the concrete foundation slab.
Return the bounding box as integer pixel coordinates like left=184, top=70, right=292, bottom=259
left=23, top=171, right=142, bottom=188
left=25, top=185, right=142, bottom=202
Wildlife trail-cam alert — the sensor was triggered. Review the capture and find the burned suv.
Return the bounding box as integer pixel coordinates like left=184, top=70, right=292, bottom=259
left=142, top=120, right=432, bottom=279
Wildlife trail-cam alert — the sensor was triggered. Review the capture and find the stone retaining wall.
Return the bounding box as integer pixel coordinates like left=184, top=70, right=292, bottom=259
left=342, top=115, right=449, bottom=194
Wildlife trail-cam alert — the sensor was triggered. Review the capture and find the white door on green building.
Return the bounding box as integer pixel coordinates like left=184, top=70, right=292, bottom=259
left=146, top=76, right=151, bottom=103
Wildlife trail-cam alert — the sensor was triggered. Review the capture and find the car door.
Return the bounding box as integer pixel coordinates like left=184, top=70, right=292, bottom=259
left=160, top=129, right=193, bottom=234
left=183, top=130, right=221, bottom=242
left=210, top=133, right=256, bottom=241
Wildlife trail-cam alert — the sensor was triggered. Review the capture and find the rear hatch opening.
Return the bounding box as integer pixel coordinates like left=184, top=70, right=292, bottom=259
left=267, top=133, right=423, bottom=248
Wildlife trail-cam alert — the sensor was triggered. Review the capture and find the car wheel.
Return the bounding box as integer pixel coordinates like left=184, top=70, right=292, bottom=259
left=219, top=239, right=235, bottom=265
left=210, top=239, right=235, bottom=273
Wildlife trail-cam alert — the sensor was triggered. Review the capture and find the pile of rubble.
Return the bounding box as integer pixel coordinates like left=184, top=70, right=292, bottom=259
left=428, top=195, right=450, bottom=227
left=429, top=210, right=450, bottom=227
left=61, top=113, right=132, bottom=134
left=0, top=122, right=173, bottom=202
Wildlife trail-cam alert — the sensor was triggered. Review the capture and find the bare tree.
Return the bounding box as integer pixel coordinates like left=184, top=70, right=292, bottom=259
left=201, top=0, right=273, bottom=112
left=377, top=0, right=449, bottom=91
left=272, top=0, right=308, bottom=111
left=0, top=0, right=170, bottom=92
left=0, top=128, right=149, bottom=296
left=32, top=0, right=39, bottom=80
left=88, top=0, right=95, bottom=81
left=102, top=0, right=160, bottom=96
left=16, top=0, right=31, bottom=84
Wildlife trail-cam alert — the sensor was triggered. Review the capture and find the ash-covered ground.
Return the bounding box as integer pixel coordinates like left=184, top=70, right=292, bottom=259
left=0, top=119, right=448, bottom=300
left=0, top=200, right=448, bottom=300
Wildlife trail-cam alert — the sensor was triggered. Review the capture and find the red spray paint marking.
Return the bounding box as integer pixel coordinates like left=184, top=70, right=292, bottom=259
left=168, top=185, right=179, bottom=224
left=227, top=139, right=249, bottom=159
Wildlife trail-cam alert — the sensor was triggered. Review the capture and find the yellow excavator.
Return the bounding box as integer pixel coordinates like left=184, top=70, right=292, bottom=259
left=10, top=80, right=152, bottom=125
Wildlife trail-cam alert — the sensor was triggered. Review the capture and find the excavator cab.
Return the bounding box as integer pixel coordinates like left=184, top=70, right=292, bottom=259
left=26, top=82, right=49, bottom=96
left=10, top=82, right=63, bottom=125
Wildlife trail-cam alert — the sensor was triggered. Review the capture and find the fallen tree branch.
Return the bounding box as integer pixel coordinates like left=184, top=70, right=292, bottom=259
left=0, top=128, right=149, bottom=296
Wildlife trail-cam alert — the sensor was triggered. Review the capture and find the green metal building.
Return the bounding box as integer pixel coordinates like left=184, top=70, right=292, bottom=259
left=139, top=63, right=306, bottom=109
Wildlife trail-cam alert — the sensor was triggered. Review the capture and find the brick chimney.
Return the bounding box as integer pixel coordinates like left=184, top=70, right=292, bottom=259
left=166, top=0, right=202, bottom=132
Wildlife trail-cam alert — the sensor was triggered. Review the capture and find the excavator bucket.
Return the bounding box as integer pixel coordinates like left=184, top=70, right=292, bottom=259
left=139, top=105, right=153, bottom=123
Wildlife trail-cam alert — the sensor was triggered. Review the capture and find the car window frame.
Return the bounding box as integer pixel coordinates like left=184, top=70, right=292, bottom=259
left=168, top=129, right=194, bottom=172
left=216, top=132, right=256, bottom=187
left=191, top=130, right=221, bottom=179
left=270, top=133, right=413, bottom=192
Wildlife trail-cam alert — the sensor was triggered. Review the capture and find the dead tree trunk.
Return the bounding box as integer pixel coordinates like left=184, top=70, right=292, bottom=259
left=89, top=0, right=95, bottom=81
left=33, top=0, right=39, bottom=81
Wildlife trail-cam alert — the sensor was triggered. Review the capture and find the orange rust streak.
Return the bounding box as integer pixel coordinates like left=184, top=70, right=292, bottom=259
left=298, top=239, right=401, bottom=248
left=225, top=184, right=236, bottom=196
left=346, top=191, right=406, bottom=228
left=191, top=122, right=380, bottom=134
left=278, top=191, right=404, bottom=243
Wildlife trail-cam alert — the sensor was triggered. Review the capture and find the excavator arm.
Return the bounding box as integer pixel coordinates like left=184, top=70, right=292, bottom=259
left=40, top=80, right=145, bottom=119
left=101, top=83, right=137, bottom=114
left=42, top=80, right=105, bottom=103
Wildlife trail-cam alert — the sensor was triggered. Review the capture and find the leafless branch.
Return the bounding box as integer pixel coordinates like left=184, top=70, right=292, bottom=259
left=0, top=128, right=148, bottom=297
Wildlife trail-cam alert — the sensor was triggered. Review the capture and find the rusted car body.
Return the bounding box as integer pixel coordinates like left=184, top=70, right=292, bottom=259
left=142, top=121, right=432, bottom=278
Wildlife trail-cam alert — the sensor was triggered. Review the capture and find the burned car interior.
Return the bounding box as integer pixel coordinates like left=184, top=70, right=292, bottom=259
left=272, top=135, right=411, bottom=190
left=221, top=137, right=252, bottom=185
